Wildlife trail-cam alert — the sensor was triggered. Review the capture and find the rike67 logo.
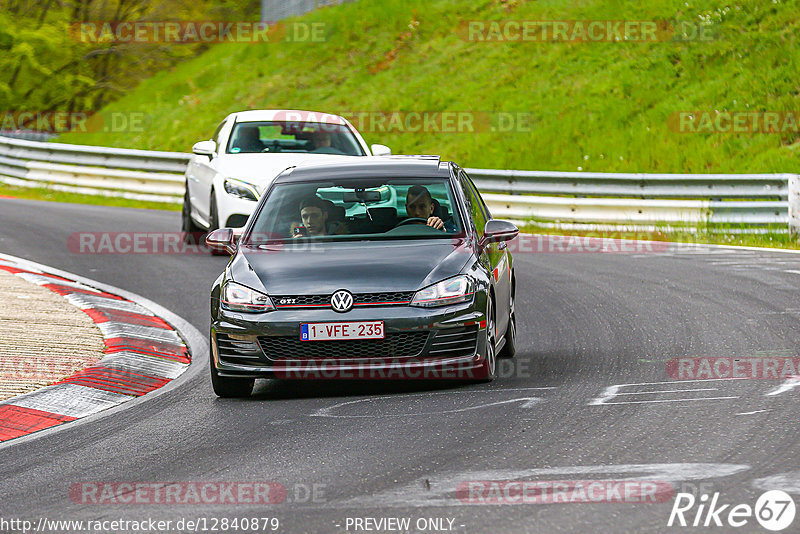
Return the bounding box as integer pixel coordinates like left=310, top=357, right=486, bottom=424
left=668, top=490, right=796, bottom=531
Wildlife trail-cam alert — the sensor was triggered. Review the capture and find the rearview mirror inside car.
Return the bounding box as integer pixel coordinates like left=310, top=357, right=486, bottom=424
left=343, top=190, right=383, bottom=202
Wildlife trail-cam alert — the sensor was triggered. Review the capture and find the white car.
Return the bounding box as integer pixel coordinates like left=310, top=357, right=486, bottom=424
left=182, top=109, right=390, bottom=236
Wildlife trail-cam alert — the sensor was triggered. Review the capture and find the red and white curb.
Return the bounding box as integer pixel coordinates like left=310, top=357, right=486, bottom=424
left=0, top=255, right=193, bottom=442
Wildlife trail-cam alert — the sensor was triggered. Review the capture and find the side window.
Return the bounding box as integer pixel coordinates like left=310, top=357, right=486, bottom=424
left=459, top=171, right=487, bottom=236
left=463, top=171, right=492, bottom=220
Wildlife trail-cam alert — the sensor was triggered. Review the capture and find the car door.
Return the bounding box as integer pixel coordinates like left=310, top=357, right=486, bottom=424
left=459, top=170, right=511, bottom=337
left=190, top=119, right=228, bottom=225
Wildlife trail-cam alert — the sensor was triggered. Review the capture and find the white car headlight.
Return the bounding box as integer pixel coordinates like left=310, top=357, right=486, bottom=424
left=223, top=178, right=259, bottom=201
left=411, top=275, right=474, bottom=308
left=221, top=281, right=274, bottom=313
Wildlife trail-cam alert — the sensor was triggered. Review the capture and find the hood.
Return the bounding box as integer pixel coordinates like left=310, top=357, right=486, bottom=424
left=215, top=153, right=362, bottom=193
left=230, top=238, right=472, bottom=296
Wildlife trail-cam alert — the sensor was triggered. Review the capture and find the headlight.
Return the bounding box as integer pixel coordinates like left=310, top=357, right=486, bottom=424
left=411, top=275, right=474, bottom=307
left=223, top=178, right=258, bottom=201
left=221, top=281, right=274, bottom=313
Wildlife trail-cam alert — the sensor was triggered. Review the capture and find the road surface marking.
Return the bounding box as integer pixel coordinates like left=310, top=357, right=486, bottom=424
left=589, top=379, right=740, bottom=406
left=765, top=377, right=800, bottom=396
left=311, top=388, right=554, bottom=418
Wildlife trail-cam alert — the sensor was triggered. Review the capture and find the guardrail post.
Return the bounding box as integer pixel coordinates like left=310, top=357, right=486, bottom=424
left=790, top=175, right=800, bottom=237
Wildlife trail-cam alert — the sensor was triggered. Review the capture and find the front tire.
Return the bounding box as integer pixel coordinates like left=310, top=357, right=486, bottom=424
left=499, top=288, right=516, bottom=359
left=209, top=191, right=220, bottom=231
left=210, top=353, right=254, bottom=398
left=476, top=298, right=497, bottom=382
left=182, top=188, right=204, bottom=244
left=208, top=191, right=228, bottom=256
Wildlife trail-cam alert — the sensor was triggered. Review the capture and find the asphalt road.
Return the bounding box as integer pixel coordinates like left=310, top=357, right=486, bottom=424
left=1, top=197, right=799, bottom=533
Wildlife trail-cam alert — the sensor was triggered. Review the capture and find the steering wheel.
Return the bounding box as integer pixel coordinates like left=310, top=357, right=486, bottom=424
left=261, top=141, right=281, bottom=153
left=393, top=217, right=429, bottom=228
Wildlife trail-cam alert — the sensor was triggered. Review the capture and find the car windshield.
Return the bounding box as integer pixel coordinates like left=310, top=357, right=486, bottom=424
left=226, top=121, right=364, bottom=156
left=245, top=177, right=465, bottom=244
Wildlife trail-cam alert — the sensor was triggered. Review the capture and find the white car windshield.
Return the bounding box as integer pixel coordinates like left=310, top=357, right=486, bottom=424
left=245, top=178, right=465, bottom=244
left=226, top=121, right=364, bottom=156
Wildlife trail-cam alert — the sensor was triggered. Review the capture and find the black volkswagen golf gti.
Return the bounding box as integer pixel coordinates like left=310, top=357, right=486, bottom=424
left=206, top=156, right=519, bottom=397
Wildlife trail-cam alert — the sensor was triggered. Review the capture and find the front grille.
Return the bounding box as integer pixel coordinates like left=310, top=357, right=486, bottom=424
left=354, top=292, right=415, bottom=305
left=272, top=291, right=414, bottom=309
left=216, top=333, right=265, bottom=367
left=427, top=325, right=479, bottom=359
left=259, top=332, right=429, bottom=361
left=273, top=295, right=329, bottom=307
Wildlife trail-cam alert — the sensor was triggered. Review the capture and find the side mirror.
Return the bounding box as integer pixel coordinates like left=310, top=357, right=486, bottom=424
left=192, top=140, right=216, bottom=159
left=479, top=219, right=519, bottom=249
left=206, top=228, right=236, bottom=255
left=371, top=144, right=391, bottom=156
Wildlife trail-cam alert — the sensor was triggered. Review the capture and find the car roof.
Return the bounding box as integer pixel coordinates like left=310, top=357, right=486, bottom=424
left=274, top=156, right=452, bottom=183
left=230, top=109, right=347, bottom=125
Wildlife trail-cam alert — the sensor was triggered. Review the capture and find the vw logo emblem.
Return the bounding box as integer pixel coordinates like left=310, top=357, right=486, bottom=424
left=330, top=290, right=354, bottom=313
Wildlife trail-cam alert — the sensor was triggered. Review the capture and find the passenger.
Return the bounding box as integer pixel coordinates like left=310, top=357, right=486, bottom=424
left=405, top=185, right=455, bottom=231
left=291, top=197, right=329, bottom=238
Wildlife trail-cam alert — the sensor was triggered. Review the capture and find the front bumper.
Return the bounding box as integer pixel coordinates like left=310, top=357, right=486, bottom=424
left=217, top=190, right=257, bottom=228
left=211, top=302, right=489, bottom=379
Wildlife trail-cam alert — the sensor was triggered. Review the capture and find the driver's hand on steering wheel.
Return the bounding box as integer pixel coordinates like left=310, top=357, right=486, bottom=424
left=426, top=216, right=445, bottom=230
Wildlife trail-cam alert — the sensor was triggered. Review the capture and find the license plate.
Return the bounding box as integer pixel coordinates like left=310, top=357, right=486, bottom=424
left=301, top=321, right=384, bottom=341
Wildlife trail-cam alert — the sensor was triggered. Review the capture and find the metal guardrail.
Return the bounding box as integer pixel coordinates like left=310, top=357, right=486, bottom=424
left=0, top=135, right=793, bottom=231
left=0, top=130, right=57, bottom=142
left=0, top=136, right=189, bottom=203
left=466, top=168, right=790, bottom=228
left=260, top=0, right=357, bottom=22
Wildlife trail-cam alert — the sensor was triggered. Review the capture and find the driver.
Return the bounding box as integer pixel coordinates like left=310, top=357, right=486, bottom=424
left=235, top=125, right=264, bottom=153
left=291, top=197, right=329, bottom=238
left=405, top=185, right=453, bottom=231
left=310, top=130, right=344, bottom=154
left=312, top=131, right=331, bottom=149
